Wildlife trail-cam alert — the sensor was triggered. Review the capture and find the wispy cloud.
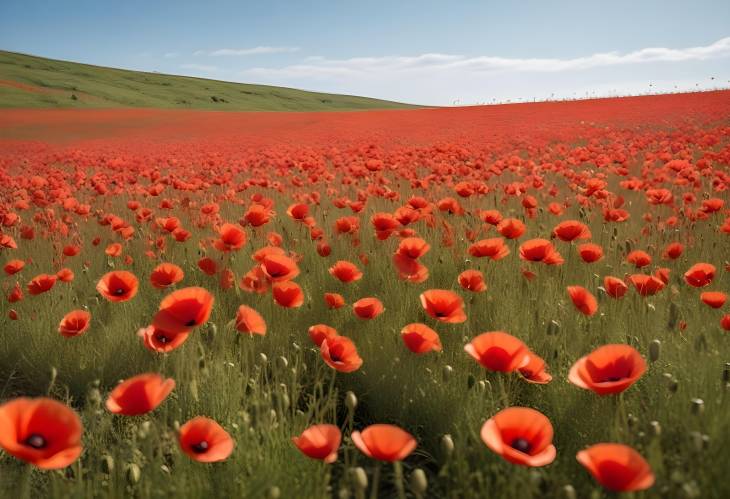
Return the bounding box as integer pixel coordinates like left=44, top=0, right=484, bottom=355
left=163, top=52, right=179, bottom=59
left=180, top=63, right=220, bottom=72
left=194, top=46, right=300, bottom=57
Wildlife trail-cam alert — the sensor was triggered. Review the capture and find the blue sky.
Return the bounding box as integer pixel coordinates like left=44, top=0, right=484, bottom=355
left=1, top=0, right=729, bottom=105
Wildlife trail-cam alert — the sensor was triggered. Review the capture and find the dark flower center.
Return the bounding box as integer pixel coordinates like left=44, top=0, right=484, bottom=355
left=604, top=376, right=623, bottom=382
left=435, top=311, right=447, bottom=317
left=186, top=319, right=197, bottom=327
left=113, top=287, right=126, bottom=296
left=24, top=434, right=47, bottom=449
left=511, top=437, right=531, bottom=453
left=156, top=334, right=168, bottom=343
left=191, top=441, right=209, bottom=453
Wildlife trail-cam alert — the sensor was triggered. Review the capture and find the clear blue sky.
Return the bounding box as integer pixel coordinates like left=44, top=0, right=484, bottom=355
left=2, top=0, right=729, bottom=105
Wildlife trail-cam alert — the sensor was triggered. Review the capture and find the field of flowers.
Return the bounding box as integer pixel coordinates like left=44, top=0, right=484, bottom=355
left=0, top=90, right=729, bottom=498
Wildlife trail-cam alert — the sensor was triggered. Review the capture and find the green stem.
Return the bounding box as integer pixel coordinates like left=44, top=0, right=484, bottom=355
left=393, top=461, right=406, bottom=499
left=369, top=462, right=382, bottom=499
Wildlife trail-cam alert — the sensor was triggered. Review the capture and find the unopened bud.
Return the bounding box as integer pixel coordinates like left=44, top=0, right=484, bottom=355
left=126, top=463, right=141, bottom=485
left=648, top=339, right=661, bottom=362
left=691, top=398, right=704, bottom=415
left=345, top=391, right=358, bottom=412
left=441, top=434, right=454, bottom=457
left=561, top=485, right=576, bottom=499
left=442, top=365, right=454, bottom=381
left=350, top=467, right=368, bottom=490
left=410, top=468, right=428, bottom=495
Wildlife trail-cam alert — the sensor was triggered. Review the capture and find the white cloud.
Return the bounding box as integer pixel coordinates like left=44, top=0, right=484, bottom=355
left=195, top=46, right=300, bottom=57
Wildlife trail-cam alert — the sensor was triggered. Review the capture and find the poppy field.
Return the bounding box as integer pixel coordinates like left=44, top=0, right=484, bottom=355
left=1, top=90, right=729, bottom=498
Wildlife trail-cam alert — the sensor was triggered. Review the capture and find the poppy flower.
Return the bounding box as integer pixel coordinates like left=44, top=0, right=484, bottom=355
left=395, top=237, right=431, bottom=259
left=329, top=260, right=363, bottom=283
left=654, top=267, right=670, bottom=285
left=235, top=305, right=267, bottom=336
left=3, top=259, right=24, bottom=275
left=198, top=256, right=218, bottom=276
left=578, top=243, right=603, bottom=263
left=603, top=276, right=628, bottom=299
left=663, top=242, right=683, bottom=260
left=481, top=407, right=556, bottom=467
left=419, top=289, right=466, bottom=323
left=56, top=268, right=74, bottom=283
left=240, top=266, right=269, bottom=294
left=138, top=324, right=190, bottom=353
left=401, top=323, right=442, bottom=354
left=700, top=291, right=726, bottom=309
left=465, top=332, right=530, bottom=372
left=353, top=297, right=384, bottom=319
left=105, top=243, right=123, bottom=257
left=468, top=238, right=510, bottom=260
left=324, top=292, right=345, bottom=309
left=481, top=209, right=503, bottom=225
left=58, top=309, right=91, bottom=338
left=261, top=254, right=300, bottom=282
left=292, top=424, right=341, bottom=463
left=27, top=273, right=57, bottom=296
left=568, top=344, right=646, bottom=395
left=684, top=263, right=716, bottom=287
left=567, top=286, right=598, bottom=316
left=287, top=203, right=309, bottom=221
left=458, top=270, right=487, bottom=292
left=105, top=373, right=175, bottom=415
left=518, top=352, right=552, bottom=384
left=214, top=223, right=247, bottom=252
left=497, top=218, right=526, bottom=239
left=628, top=274, right=665, bottom=296
left=179, top=416, right=234, bottom=463
left=721, top=314, right=730, bottom=331
left=392, top=254, right=430, bottom=283
left=351, top=424, right=416, bottom=462
left=272, top=281, right=305, bottom=308
left=0, top=397, right=83, bottom=469
left=308, top=324, right=339, bottom=347
left=553, top=220, right=591, bottom=242
left=150, top=263, right=184, bottom=289
left=320, top=336, right=363, bottom=373
left=576, top=443, right=654, bottom=492
left=96, top=270, right=138, bottom=302
left=626, top=250, right=652, bottom=268
left=519, top=239, right=564, bottom=265
left=153, top=287, right=214, bottom=333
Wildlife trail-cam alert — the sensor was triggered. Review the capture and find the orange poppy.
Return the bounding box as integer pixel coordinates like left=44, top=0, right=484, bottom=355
left=458, top=269, right=487, bottom=292
left=0, top=397, right=83, bottom=469
left=465, top=332, right=530, bottom=372
left=419, top=289, right=466, bottom=323
left=626, top=250, right=652, bottom=268
left=720, top=314, right=730, bottom=331
left=105, top=373, right=175, bottom=415
left=197, top=256, right=218, bottom=276
left=324, top=292, right=345, bottom=309
left=519, top=239, right=564, bottom=265
left=105, top=242, right=123, bottom=257
left=481, top=407, right=556, bottom=467
left=239, top=266, right=269, bottom=294
left=603, top=276, right=628, bottom=299
left=252, top=246, right=287, bottom=263
left=150, top=263, right=184, bottom=289
left=577, top=444, right=654, bottom=492
left=497, top=218, right=526, bottom=239
left=662, top=242, right=683, bottom=260
left=352, top=297, right=384, bottom=319
left=287, top=203, right=309, bottom=221
left=96, top=270, right=138, bottom=302
left=137, top=324, right=190, bottom=353
left=179, top=416, right=234, bottom=463
left=351, top=424, right=416, bottom=462
left=214, top=223, right=247, bottom=252
left=27, top=273, right=57, bottom=296
left=320, top=336, right=363, bottom=373
left=3, top=259, right=24, bottom=275
left=568, top=344, right=646, bottom=395
left=518, top=352, right=552, bottom=384
left=468, top=238, right=510, bottom=260
left=627, top=274, right=665, bottom=296
left=553, top=220, right=591, bottom=242
left=392, top=254, right=430, bottom=283
left=684, top=262, right=715, bottom=287
left=272, top=281, right=305, bottom=308
left=567, top=286, right=598, bottom=316
left=401, top=323, right=442, bottom=354
left=578, top=243, right=603, bottom=263
left=153, top=287, right=214, bottom=333
left=308, top=324, right=339, bottom=347
left=700, top=291, right=726, bottom=309
left=58, top=309, right=91, bottom=338
left=261, top=254, right=300, bottom=282
left=56, top=268, right=74, bottom=283
left=395, top=237, right=431, bottom=259
left=235, top=305, right=267, bottom=336
left=329, top=260, right=363, bottom=283
left=654, top=267, right=670, bottom=285
left=292, top=424, right=341, bottom=463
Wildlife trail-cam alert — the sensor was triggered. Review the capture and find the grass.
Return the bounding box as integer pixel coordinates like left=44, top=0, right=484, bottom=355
left=0, top=51, right=420, bottom=111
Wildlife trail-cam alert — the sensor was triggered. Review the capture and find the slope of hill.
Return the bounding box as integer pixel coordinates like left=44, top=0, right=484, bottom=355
left=0, top=51, right=419, bottom=111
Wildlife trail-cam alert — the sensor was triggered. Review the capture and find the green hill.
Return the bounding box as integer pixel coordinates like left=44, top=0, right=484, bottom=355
left=0, top=51, right=419, bottom=111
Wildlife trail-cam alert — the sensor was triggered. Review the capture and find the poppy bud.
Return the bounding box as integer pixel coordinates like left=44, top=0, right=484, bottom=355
left=691, top=398, right=704, bottom=415
left=723, top=363, right=730, bottom=383
left=100, top=454, right=115, bottom=474
left=138, top=421, right=151, bottom=439
left=547, top=320, right=560, bottom=335
left=442, top=365, right=454, bottom=381
left=88, top=387, right=102, bottom=407
left=337, top=488, right=351, bottom=499
left=350, top=467, right=368, bottom=490
left=440, top=434, right=454, bottom=457
left=467, top=374, right=476, bottom=389
left=258, top=353, right=268, bottom=365
left=627, top=413, right=638, bottom=428
left=276, top=356, right=289, bottom=370
left=208, top=323, right=217, bottom=336
left=561, top=485, right=576, bottom=499
left=173, top=420, right=180, bottom=431
left=690, top=431, right=704, bottom=452
left=126, top=463, right=141, bottom=485
left=410, top=468, right=428, bottom=495
left=266, top=486, right=281, bottom=499
left=190, top=379, right=199, bottom=402
left=650, top=420, right=662, bottom=436
left=649, top=339, right=661, bottom=362
left=345, top=391, right=358, bottom=412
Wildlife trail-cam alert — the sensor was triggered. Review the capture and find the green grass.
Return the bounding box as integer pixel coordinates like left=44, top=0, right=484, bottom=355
left=0, top=51, right=420, bottom=111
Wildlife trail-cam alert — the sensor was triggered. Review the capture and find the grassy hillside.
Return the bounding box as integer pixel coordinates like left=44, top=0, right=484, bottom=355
left=0, top=51, right=419, bottom=111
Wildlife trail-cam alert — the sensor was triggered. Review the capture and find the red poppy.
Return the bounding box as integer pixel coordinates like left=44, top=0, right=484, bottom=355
left=287, top=203, right=309, bottom=221
left=481, top=407, right=556, bottom=467
left=97, top=270, right=138, bottom=302
left=308, top=324, right=339, bottom=347
left=627, top=274, right=665, bottom=296
left=626, top=250, right=652, bottom=268
left=465, top=332, right=530, bottom=372
left=240, top=266, right=269, bottom=294
left=351, top=424, right=416, bottom=462
left=721, top=314, right=730, bottom=331
left=153, top=287, right=214, bottom=333
left=662, top=242, right=683, bottom=260
left=654, top=267, right=670, bottom=285
left=105, top=243, right=123, bottom=257
left=700, top=291, right=726, bottom=309
left=419, top=289, right=466, bottom=323
left=329, top=260, right=363, bottom=283
left=458, top=270, right=487, bottom=292
left=518, top=352, right=552, bottom=384
left=0, top=397, right=83, bottom=469
left=577, top=444, right=654, bottom=492
left=567, top=286, right=598, bottom=316
left=292, top=424, right=341, bottom=463
left=553, top=220, right=591, bottom=242
left=105, top=373, right=175, bottom=415
left=401, top=323, right=442, bottom=354
left=497, top=218, right=526, bottom=239
left=684, top=263, right=715, bottom=287
left=468, top=238, right=510, bottom=260
left=150, top=263, right=184, bottom=289
left=56, top=268, right=74, bottom=283
left=320, top=336, right=363, bottom=373
left=179, top=416, right=234, bottom=463
left=3, top=259, right=24, bottom=275
left=603, top=276, right=628, bottom=299
left=261, top=254, right=300, bottom=282
left=324, top=292, right=345, bottom=309
left=58, top=309, right=91, bottom=338
left=353, top=297, right=384, bottom=319
left=272, top=281, right=305, bottom=308
left=198, top=256, right=218, bottom=276
left=235, top=305, right=267, bottom=336
left=214, top=223, right=247, bottom=252
left=27, top=273, right=57, bottom=296
left=392, top=254, right=430, bottom=283
left=137, top=324, right=190, bottom=353
left=395, top=237, right=431, bottom=259
left=578, top=243, right=603, bottom=263
left=568, top=344, right=646, bottom=395
left=519, top=239, right=564, bottom=265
